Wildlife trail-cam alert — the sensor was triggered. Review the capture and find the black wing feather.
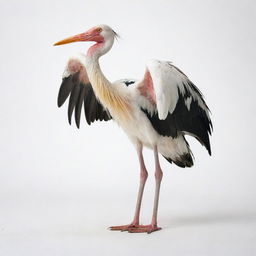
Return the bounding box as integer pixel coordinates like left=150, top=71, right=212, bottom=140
left=75, top=84, right=85, bottom=128
left=83, top=86, right=93, bottom=125
left=57, top=76, right=75, bottom=107
left=97, top=104, right=104, bottom=121
left=68, top=83, right=80, bottom=124
left=142, top=86, right=212, bottom=155
left=58, top=72, right=112, bottom=128
left=88, top=92, right=97, bottom=122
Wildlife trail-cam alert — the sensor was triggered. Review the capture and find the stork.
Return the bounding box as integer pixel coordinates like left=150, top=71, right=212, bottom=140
left=54, top=24, right=212, bottom=233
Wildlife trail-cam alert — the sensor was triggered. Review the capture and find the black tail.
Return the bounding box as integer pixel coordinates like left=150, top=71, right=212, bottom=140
left=163, top=153, right=194, bottom=168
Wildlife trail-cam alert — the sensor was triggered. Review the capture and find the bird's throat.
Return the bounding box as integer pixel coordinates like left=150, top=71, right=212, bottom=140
left=87, top=42, right=104, bottom=57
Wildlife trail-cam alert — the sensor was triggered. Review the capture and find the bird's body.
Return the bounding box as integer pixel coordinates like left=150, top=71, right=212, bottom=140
left=54, top=24, right=212, bottom=233
left=99, top=78, right=193, bottom=165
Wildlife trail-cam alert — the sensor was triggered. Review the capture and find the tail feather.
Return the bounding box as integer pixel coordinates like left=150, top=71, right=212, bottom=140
left=163, top=153, right=194, bottom=168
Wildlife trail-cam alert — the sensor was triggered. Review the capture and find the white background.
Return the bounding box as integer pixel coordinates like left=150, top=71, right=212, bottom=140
left=1, top=0, right=256, bottom=255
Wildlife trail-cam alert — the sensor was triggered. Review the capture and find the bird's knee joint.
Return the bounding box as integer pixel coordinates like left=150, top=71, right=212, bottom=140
left=155, top=169, right=163, bottom=181
left=140, top=169, right=148, bottom=182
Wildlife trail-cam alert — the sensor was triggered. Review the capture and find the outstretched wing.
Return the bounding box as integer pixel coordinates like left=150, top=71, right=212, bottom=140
left=137, top=59, right=212, bottom=155
left=57, top=54, right=112, bottom=128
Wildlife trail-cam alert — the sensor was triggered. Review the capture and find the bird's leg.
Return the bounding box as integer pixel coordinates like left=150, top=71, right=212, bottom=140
left=128, top=145, right=162, bottom=234
left=110, top=142, right=148, bottom=231
left=131, top=142, right=148, bottom=225
left=150, top=145, right=163, bottom=230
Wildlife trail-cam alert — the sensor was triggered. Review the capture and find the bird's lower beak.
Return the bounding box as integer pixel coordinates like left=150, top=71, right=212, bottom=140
left=54, top=32, right=90, bottom=46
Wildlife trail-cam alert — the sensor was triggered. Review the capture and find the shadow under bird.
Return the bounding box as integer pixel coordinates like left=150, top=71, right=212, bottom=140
left=54, top=24, right=212, bottom=233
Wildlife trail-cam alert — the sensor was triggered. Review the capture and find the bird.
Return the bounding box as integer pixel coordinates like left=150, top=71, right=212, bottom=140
left=54, top=24, right=212, bottom=234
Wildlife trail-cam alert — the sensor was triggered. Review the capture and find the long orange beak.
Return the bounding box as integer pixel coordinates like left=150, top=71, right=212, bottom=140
left=53, top=32, right=88, bottom=46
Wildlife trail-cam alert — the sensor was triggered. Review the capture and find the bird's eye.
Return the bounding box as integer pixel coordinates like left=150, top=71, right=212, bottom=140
left=97, top=28, right=102, bottom=33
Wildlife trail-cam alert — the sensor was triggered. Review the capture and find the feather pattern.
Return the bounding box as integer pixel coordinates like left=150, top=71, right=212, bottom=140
left=57, top=55, right=212, bottom=165
left=57, top=55, right=112, bottom=128
left=137, top=59, right=212, bottom=155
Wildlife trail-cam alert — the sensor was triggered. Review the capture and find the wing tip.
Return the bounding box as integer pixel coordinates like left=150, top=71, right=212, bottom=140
left=207, top=146, right=212, bottom=156
left=57, top=100, right=62, bottom=108
left=75, top=116, right=81, bottom=129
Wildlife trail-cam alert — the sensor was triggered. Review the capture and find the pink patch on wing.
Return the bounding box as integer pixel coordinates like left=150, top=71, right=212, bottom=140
left=68, top=59, right=81, bottom=73
left=68, top=59, right=89, bottom=84
left=138, top=70, right=156, bottom=105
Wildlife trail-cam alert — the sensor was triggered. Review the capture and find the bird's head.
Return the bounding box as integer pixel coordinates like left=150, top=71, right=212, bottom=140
left=54, top=24, right=118, bottom=57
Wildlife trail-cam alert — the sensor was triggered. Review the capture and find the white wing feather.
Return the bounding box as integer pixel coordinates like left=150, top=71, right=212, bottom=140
left=147, top=60, right=179, bottom=119
left=145, top=59, right=208, bottom=120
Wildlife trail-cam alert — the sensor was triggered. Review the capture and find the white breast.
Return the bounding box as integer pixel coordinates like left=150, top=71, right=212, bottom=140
left=111, top=81, right=189, bottom=160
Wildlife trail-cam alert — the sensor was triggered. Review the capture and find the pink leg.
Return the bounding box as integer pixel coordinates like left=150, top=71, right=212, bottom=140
left=128, top=145, right=163, bottom=233
left=110, top=142, right=148, bottom=231
left=151, top=145, right=163, bottom=230
left=132, top=142, right=148, bottom=224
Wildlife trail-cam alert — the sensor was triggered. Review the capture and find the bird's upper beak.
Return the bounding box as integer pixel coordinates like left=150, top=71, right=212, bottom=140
left=54, top=29, right=103, bottom=46
left=54, top=33, right=87, bottom=46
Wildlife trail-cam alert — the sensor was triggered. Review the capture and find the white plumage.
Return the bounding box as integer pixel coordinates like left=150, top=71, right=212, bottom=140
left=54, top=24, right=212, bottom=233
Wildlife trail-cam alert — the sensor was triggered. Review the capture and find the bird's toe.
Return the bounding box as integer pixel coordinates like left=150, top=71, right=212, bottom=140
left=127, top=224, right=162, bottom=234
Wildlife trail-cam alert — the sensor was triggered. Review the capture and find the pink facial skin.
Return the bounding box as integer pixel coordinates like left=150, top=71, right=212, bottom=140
left=83, top=27, right=105, bottom=56
left=83, top=27, right=104, bottom=43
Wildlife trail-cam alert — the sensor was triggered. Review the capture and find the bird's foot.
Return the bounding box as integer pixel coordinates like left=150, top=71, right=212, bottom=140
left=127, top=224, right=161, bottom=234
left=109, top=224, right=161, bottom=233
left=109, top=223, right=139, bottom=231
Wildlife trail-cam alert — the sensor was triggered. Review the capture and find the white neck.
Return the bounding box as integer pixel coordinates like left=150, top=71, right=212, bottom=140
left=84, top=39, right=132, bottom=122
left=85, top=38, right=114, bottom=85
